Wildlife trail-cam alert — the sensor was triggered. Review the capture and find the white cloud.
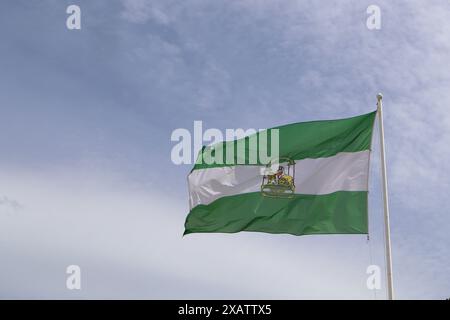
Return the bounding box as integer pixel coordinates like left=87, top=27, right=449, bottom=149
left=1, top=166, right=447, bottom=299
left=0, top=169, right=386, bottom=299
left=121, top=0, right=171, bottom=25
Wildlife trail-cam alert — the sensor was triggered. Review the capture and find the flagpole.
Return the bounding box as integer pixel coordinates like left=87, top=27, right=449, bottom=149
left=376, top=93, right=394, bottom=300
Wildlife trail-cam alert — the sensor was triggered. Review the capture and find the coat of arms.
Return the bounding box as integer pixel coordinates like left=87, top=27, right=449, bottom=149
left=261, top=158, right=296, bottom=198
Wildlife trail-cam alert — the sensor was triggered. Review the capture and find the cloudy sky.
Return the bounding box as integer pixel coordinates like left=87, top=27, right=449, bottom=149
left=0, top=0, right=449, bottom=299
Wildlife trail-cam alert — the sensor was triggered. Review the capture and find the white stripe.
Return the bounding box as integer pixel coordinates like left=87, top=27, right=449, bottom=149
left=188, top=151, right=370, bottom=208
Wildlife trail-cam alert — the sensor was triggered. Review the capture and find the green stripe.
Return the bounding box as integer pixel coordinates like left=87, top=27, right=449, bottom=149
left=192, top=111, right=376, bottom=170
left=184, top=191, right=368, bottom=236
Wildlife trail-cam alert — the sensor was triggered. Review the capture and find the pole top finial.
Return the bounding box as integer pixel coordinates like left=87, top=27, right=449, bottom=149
left=377, top=93, right=383, bottom=101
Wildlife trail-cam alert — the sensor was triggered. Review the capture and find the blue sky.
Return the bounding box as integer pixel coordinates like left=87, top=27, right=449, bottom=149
left=0, top=0, right=449, bottom=299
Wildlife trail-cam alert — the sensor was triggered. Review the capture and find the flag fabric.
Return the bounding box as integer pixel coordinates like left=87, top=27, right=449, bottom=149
left=184, top=111, right=377, bottom=236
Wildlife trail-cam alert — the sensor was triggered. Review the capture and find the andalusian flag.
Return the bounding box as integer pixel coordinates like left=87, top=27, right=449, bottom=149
left=184, top=111, right=377, bottom=236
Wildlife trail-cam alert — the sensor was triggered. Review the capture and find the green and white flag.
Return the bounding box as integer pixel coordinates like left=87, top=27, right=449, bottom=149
left=184, top=111, right=377, bottom=236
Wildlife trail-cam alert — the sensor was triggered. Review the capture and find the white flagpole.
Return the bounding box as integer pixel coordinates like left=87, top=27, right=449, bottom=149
left=376, top=93, right=394, bottom=300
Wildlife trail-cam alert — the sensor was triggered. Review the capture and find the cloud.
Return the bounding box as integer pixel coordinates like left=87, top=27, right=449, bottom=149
left=1, top=167, right=448, bottom=299
left=121, top=0, right=171, bottom=25
left=0, top=196, right=22, bottom=215
left=0, top=169, right=385, bottom=299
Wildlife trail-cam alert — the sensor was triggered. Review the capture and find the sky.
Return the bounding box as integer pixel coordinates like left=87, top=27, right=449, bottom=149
left=0, top=0, right=449, bottom=299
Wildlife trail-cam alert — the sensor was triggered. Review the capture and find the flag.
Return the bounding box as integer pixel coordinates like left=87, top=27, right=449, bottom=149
left=184, top=111, right=377, bottom=236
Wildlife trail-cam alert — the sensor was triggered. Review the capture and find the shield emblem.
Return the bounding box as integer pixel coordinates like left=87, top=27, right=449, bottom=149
left=261, top=157, right=296, bottom=198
